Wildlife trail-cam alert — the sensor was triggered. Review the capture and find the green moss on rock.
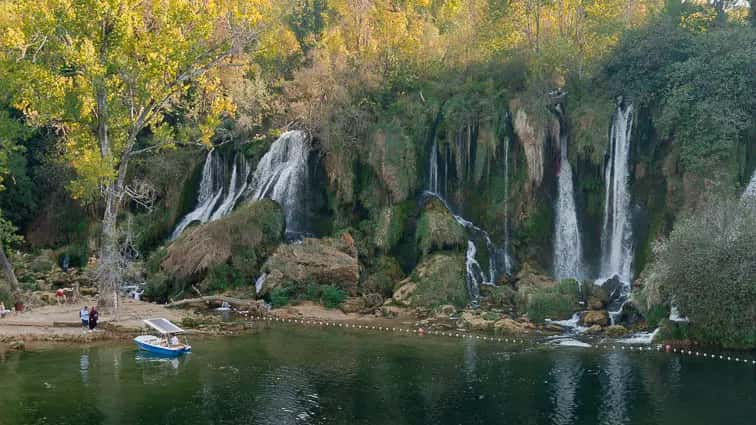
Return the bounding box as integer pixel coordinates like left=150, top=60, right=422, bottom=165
left=409, top=252, right=467, bottom=308
left=161, top=199, right=285, bottom=282
left=416, top=197, right=465, bottom=256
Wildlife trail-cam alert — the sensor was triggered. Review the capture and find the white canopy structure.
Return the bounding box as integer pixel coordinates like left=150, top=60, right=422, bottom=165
left=143, top=318, right=185, bottom=335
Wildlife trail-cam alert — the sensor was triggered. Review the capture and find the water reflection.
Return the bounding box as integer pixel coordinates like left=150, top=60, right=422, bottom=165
left=599, top=351, right=631, bottom=425
left=254, top=366, right=320, bottom=425
left=80, top=352, right=89, bottom=385
left=549, top=352, right=582, bottom=425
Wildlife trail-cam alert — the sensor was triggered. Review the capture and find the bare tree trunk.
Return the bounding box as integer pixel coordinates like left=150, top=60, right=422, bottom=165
left=0, top=241, right=19, bottom=296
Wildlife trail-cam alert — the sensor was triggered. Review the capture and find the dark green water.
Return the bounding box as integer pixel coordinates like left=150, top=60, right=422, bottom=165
left=1, top=326, right=755, bottom=425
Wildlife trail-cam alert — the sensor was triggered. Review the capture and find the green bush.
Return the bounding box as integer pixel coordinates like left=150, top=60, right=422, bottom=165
left=643, top=198, right=756, bottom=348
left=303, top=283, right=322, bottom=301
left=321, top=285, right=346, bottom=309
left=60, top=243, right=88, bottom=269
left=205, top=263, right=243, bottom=292
left=144, top=272, right=186, bottom=303
left=526, top=279, right=581, bottom=323
left=270, top=287, right=290, bottom=309
left=644, top=304, right=669, bottom=329
left=146, top=247, right=168, bottom=274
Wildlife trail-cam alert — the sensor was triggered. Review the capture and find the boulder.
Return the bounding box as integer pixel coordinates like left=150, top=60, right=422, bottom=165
left=361, top=256, right=405, bottom=296
left=416, top=197, right=465, bottom=256
left=260, top=236, right=360, bottom=295
left=584, top=325, right=603, bottom=335
left=588, top=297, right=605, bottom=311
left=392, top=280, right=416, bottom=306
left=404, top=252, right=467, bottom=308
left=340, top=297, right=367, bottom=314
left=606, top=325, right=628, bottom=337
left=581, top=310, right=610, bottom=327
left=494, top=318, right=528, bottom=334
left=460, top=311, right=494, bottom=331
left=162, top=200, right=285, bottom=281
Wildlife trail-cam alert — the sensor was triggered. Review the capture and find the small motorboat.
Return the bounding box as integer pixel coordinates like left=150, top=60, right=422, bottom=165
left=134, top=318, right=192, bottom=357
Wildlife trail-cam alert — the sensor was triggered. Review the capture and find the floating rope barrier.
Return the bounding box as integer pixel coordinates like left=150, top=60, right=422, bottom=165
left=246, top=314, right=755, bottom=366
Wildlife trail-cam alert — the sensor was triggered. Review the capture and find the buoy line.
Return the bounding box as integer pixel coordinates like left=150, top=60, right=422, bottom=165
left=247, top=315, right=756, bottom=366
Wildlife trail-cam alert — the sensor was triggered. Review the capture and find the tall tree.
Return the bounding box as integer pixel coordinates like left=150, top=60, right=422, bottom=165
left=0, top=0, right=270, bottom=305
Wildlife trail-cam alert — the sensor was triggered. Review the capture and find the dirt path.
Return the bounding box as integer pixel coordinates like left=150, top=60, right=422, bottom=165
left=0, top=298, right=192, bottom=343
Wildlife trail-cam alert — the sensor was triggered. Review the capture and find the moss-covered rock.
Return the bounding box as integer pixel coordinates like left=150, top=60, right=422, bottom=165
left=161, top=199, right=285, bottom=282
left=260, top=234, right=360, bottom=296
left=361, top=256, right=405, bottom=296
left=404, top=252, right=468, bottom=308
left=581, top=310, right=610, bottom=327
left=416, top=197, right=465, bottom=256
left=523, top=279, right=581, bottom=324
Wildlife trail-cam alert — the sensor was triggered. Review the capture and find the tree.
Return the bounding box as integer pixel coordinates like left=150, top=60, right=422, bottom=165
left=643, top=197, right=756, bottom=348
left=0, top=0, right=270, bottom=305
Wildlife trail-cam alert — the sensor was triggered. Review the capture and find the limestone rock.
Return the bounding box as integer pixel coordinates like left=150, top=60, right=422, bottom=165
left=494, top=318, right=528, bottom=334
left=163, top=200, right=284, bottom=281
left=392, top=280, right=416, bottom=306
left=416, top=197, right=465, bottom=256
left=406, top=252, right=467, bottom=308
left=340, top=297, right=367, bottom=314
left=261, top=236, right=360, bottom=295
left=584, top=325, right=603, bottom=334
left=581, top=310, right=609, bottom=327
left=460, top=311, right=494, bottom=331
left=606, top=325, right=628, bottom=337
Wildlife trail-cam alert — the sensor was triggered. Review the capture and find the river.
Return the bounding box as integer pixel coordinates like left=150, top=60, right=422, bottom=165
left=1, top=326, right=754, bottom=424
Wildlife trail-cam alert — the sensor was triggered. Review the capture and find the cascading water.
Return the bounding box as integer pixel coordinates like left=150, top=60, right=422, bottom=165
left=426, top=141, right=509, bottom=305
left=171, top=150, right=224, bottom=239
left=246, top=130, right=311, bottom=238
left=553, top=131, right=584, bottom=281
left=743, top=170, right=756, bottom=200
left=172, top=130, right=312, bottom=241
left=600, top=103, right=635, bottom=285
left=211, top=154, right=252, bottom=221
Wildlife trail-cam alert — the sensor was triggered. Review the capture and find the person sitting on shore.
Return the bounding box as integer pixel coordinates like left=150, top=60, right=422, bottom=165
left=0, top=302, right=9, bottom=318
left=79, top=306, right=89, bottom=328
left=88, top=306, right=98, bottom=331
left=55, top=288, right=66, bottom=304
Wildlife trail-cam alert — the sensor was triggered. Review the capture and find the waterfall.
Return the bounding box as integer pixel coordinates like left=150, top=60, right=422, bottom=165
left=171, top=150, right=224, bottom=239
left=172, top=130, right=312, bottom=241
left=600, top=103, right=634, bottom=285
left=553, top=132, right=584, bottom=280
left=743, top=170, right=756, bottom=200
left=246, top=130, right=311, bottom=238
left=211, top=154, right=252, bottom=221
left=426, top=138, right=510, bottom=305
left=502, top=137, right=513, bottom=273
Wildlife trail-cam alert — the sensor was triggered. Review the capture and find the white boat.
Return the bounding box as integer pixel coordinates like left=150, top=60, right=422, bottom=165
left=134, top=318, right=192, bottom=357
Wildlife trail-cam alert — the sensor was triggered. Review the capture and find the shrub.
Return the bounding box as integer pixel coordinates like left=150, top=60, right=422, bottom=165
left=270, top=287, right=290, bottom=308
left=144, top=272, right=185, bottom=303
left=321, top=285, right=346, bottom=309
left=205, top=263, right=243, bottom=292
left=526, top=279, right=581, bottom=323
left=643, top=198, right=756, bottom=348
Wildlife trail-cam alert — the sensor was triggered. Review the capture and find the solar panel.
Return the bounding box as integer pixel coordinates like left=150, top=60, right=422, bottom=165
left=143, top=318, right=185, bottom=334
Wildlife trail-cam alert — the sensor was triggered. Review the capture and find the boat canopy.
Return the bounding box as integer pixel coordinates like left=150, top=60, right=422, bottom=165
left=143, top=318, right=185, bottom=335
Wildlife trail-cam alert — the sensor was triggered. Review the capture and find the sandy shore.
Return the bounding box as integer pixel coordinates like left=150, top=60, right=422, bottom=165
left=0, top=298, right=193, bottom=344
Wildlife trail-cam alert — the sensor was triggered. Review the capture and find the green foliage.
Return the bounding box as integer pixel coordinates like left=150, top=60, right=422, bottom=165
left=643, top=197, right=756, bottom=348
left=60, top=243, right=88, bottom=269
left=410, top=252, right=468, bottom=308
left=270, top=287, right=291, bottom=309
left=416, top=198, right=465, bottom=256
left=146, top=247, right=168, bottom=275
left=321, top=285, right=346, bottom=309
left=144, top=272, right=187, bottom=304
left=526, top=279, right=581, bottom=324
left=205, top=264, right=244, bottom=293
left=644, top=304, right=670, bottom=329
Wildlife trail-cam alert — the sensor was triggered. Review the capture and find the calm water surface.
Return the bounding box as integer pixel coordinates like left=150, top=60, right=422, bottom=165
left=1, top=326, right=755, bottom=425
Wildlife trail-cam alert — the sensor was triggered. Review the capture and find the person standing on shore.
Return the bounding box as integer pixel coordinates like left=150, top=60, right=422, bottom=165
left=88, top=306, right=98, bottom=331
left=79, top=306, right=89, bottom=328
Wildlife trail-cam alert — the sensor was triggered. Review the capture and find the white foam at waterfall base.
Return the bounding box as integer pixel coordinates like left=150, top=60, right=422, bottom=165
left=600, top=104, right=634, bottom=284
left=742, top=170, right=756, bottom=200
left=553, top=133, right=584, bottom=280
left=620, top=328, right=660, bottom=345
left=247, top=130, right=311, bottom=237
left=171, top=150, right=224, bottom=239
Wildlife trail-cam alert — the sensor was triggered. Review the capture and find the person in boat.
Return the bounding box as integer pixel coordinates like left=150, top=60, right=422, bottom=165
left=88, top=306, right=99, bottom=331
left=79, top=306, right=89, bottom=328
left=169, top=334, right=180, bottom=346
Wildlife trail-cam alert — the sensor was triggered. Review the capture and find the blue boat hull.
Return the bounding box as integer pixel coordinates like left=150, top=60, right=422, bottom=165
left=134, top=338, right=191, bottom=357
